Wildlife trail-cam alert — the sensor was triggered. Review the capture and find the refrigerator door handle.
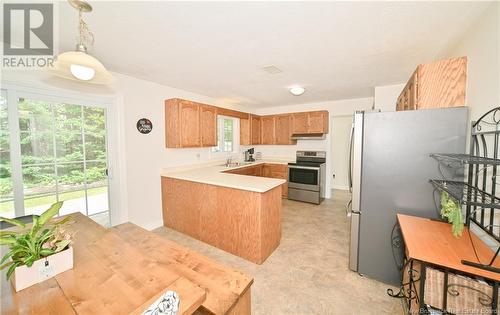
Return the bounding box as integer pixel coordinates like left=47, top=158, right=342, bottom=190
left=348, top=123, right=354, bottom=192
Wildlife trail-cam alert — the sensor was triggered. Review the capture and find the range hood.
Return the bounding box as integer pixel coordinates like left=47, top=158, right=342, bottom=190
left=291, top=133, right=326, bottom=140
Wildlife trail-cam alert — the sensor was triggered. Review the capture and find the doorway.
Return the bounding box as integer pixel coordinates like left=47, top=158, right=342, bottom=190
left=331, top=115, right=352, bottom=190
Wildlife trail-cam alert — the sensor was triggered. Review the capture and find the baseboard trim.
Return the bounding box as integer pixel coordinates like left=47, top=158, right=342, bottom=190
left=140, top=220, right=164, bottom=231
left=332, top=185, right=349, bottom=191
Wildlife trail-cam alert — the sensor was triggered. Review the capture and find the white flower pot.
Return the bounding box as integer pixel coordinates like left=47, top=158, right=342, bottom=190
left=10, top=246, right=73, bottom=292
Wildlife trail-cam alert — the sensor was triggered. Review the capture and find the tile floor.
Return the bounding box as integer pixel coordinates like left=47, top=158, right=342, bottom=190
left=153, top=190, right=403, bottom=315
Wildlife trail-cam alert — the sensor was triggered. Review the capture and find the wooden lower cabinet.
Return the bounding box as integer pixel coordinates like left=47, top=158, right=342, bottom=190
left=162, top=177, right=281, bottom=264
left=225, top=163, right=288, bottom=198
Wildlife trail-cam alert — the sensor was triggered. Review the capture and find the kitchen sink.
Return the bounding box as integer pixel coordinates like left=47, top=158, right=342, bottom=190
left=220, top=161, right=254, bottom=167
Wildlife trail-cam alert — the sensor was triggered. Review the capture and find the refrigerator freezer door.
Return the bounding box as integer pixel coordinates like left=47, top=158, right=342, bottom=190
left=357, top=107, right=468, bottom=285
left=351, top=112, right=364, bottom=214
left=348, top=111, right=364, bottom=272
left=349, top=212, right=360, bottom=271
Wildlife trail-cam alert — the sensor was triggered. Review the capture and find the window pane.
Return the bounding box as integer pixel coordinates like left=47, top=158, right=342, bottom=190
left=20, top=131, right=54, bottom=165
left=18, top=98, right=52, bottom=132
left=54, top=103, right=82, bottom=132
left=0, top=90, right=14, bottom=218
left=56, top=131, right=83, bottom=162
left=55, top=103, right=84, bottom=162
left=23, top=164, right=57, bottom=215
left=84, top=107, right=107, bottom=160
left=0, top=90, right=8, bottom=131
left=223, top=119, right=233, bottom=152
left=57, top=162, right=86, bottom=216
left=86, top=161, right=108, bottom=215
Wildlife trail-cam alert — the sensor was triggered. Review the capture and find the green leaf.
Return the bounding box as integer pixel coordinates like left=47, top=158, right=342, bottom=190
left=0, top=260, right=14, bottom=271
left=54, top=239, right=71, bottom=253
left=0, top=217, right=25, bottom=228
left=51, top=215, right=73, bottom=226
left=6, top=261, right=20, bottom=280
left=38, top=202, right=63, bottom=226
left=0, top=236, right=16, bottom=245
left=39, top=248, right=55, bottom=257
left=0, top=230, right=17, bottom=237
left=0, top=251, right=14, bottom=265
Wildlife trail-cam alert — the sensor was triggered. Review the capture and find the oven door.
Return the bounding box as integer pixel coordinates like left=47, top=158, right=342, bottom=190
left=288, top=165, right=320, bottom=191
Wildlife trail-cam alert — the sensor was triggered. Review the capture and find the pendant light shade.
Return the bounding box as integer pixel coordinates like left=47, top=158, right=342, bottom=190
left=52, top=51, right=113, bottom=84
left=51, top=0, right=113, bottom=85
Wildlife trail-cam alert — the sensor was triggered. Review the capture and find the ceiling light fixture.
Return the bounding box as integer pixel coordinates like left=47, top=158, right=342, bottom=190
left=51, top=0, right=113, bottom=84
left=289, top=86, right=306, bottom=96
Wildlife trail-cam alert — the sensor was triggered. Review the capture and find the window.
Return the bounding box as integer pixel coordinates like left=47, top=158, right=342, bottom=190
left=212, top=116, right=238, bottom=153
left=0, top=89, right=111, bottom=227
left=0, top=90, right=14, bottom=218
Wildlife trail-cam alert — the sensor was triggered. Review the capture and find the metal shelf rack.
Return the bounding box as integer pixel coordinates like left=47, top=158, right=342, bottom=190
left=429, top=179, right=500, bottom=210
left=430, top=153, right=500, bottom=166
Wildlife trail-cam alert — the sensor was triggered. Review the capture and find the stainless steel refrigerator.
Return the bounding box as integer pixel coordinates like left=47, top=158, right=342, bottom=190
left=348, top=107, right=468, bottom=285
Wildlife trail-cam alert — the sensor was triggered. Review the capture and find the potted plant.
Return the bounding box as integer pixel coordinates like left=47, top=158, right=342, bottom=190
left=440, top=191, right=464, bottom=237
left=0, top=202, right=74, bottom=291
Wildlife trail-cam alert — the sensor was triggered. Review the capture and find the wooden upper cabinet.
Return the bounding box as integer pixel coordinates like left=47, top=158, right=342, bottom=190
left=261, top=116, right=276, bottom=145
left=275, top=114, right=296, bottom=145
left=291, top=111, right=329, bottom=135
left=200, top=105, right=217, bottom=147
left=396, top=56, right=467, bottom=111
left=179, top=101, right=201, bottom=147
left=240, top=116, right=250, bottom=145
left=166, top=98, right=330, bottom=148
left=250, top=115, right=261, bottom=145
left=291, top=113, right=308, bottom=134
left=165, top=98, right=215, bottom=148
left=308, top=111, right=329, bottom=133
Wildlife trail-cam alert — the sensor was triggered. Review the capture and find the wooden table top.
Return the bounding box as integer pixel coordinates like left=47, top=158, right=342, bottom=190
left=1, top=213, right=253, bottom=315
left=397, top=214, right=500, bottom=281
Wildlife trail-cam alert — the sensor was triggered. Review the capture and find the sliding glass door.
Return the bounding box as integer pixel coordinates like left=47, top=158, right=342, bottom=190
left=0, top=89, right=111, bottom=226
left=0, top=90, right=14, bottom=218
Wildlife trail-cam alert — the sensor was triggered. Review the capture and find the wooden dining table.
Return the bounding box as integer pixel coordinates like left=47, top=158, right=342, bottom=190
left=1, top=213, right=253, bottom=315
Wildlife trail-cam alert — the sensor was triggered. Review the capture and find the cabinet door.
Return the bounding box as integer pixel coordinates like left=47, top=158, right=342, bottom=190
left=240, top=117, right=250, bottom=145
left=262, top=164, right=272, bottom=177
left=180, top=101, right=200, bottom=147
left=291, top=113, right=308, bottom=134
left=165, top=99, right=181, bottom=148
left=407, top=73, right=417, bottom=110
left=275, top=115, right=295, bottom=145
left=415, top=56, right=466, bottom=109
left=250, top=115, right=261, bottom=145
left=308, top=111, right=328, bottom=133
left=200, top=105, right=217, bottom=147
left=261, top=116, right=275, bottom=144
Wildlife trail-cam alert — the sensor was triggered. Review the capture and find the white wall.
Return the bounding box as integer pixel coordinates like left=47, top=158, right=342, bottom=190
left=1, top=70, right=251, bottom=230
left=440, top=2, right=499, bottom=121
left=330, top=115, right=352, bottom=190
left=374, top=83, right=405, bottom=112
left=251, top=97, right=374, bottom=197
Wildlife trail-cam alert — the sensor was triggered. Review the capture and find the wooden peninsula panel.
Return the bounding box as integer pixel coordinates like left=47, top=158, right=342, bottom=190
left=162, top=177, right=282, bottom=264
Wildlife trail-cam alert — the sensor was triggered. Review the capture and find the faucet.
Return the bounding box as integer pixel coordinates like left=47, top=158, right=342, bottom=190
left=225, top=156, right=232, bottom=167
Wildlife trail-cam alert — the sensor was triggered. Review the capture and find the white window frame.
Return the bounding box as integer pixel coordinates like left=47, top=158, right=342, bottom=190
left=1, top=83, right=122, bottom=225
left=210, top=115, right=240, bottom=157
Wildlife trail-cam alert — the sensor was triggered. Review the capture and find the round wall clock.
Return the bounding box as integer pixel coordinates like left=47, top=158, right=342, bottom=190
left=137, top=118, right=153, bottom=134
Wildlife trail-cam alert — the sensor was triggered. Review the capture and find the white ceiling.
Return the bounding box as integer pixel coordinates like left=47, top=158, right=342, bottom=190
left=57, top=1, right=490, bottom=108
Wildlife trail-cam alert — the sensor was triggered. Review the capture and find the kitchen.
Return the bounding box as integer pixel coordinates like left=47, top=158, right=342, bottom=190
left=1, top=1, right=499, bottom=315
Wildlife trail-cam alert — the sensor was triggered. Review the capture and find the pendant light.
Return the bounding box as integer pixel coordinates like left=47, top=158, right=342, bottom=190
left=52, top=0, right=113, bottom=84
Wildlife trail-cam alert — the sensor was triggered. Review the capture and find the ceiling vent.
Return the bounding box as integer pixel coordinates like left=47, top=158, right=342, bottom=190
left=261, top=65, right=282, bottom=74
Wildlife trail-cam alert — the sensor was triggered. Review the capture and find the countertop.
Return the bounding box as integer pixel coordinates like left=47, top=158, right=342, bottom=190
left=161, top=159, right=291, bottom=193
